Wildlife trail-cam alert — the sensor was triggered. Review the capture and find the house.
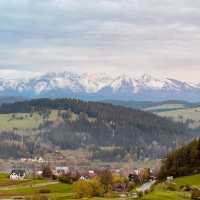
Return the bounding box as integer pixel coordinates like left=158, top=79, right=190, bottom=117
left=10, top=169, right=26, bottom=180
left=128, top=173, right=139, bottom=182
left=80, top=175, right=88, bottom=180
left=36, top=171, right=43, bottom=176
left=166, top=176, right=174, bottom=182
left=88, top=170, right=96, bottom=178
left=38, top=157, right=45, bottom=163
left=55, top=166, right=70, bottom=176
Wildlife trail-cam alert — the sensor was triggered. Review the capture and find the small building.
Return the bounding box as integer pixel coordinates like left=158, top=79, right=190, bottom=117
left=80, top=175, right=88, bottom=180
left=55, top=166, right=70, bottom=176
left=36, top=170, right=43, bottom=176
left=166, top=176, right=174, bottom=182
left=88, top=170, right=96, bottom=178
left=10, top=169, right=26, bottom=180
left=128, top=173, right=139, bottom=182
left=38, top=157, right=45, bottom=163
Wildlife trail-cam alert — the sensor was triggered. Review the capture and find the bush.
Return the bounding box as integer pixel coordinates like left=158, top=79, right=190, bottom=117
left=25, top=195, right=48, bottom=200
left=165, top=182, right=177, bottom=191
left=59, top=172, right=80, bottom=184
left=191, top=188, right=200, bottom=199
left=137, top=191, right=143, bottom=198
left=127, top=182, right=135, bottom=192
left=59, top=175, right=72, bottom=184
left=104, top=191, right=118, bottom=198
left=112, top=173, right=127, bottom=184
left=42, top=165, right=52, bottom=179
left=73, top=178, right=104, bottom=199
left=39, top=188, right=50, bottom=194
left=99, top=170, right=113, bottom=193
left=179, top=184, right=193, bottom=192
left=90, top=178, right=104, bottom=197
left=73, top=180, right=94, bottom=198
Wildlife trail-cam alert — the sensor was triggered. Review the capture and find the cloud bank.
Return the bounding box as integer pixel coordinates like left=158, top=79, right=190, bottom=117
left=0, top=0, right=200, bottom=81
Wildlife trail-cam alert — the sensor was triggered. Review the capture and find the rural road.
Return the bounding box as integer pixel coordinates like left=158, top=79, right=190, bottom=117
left=136, top=180, right=156, bottom=193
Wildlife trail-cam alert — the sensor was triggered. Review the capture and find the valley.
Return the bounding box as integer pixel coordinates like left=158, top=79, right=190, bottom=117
left=0, top=98, right=199, bottom=200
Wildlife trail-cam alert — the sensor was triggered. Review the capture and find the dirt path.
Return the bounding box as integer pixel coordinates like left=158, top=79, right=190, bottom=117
left=0, top=181, right=58, bottom=190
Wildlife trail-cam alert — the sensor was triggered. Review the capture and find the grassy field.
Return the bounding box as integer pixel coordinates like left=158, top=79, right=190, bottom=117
left=142, top=174, right=200, bottom=200
left=0, top=173, right=117, bottom=200
left=0, top=173, right=73, bottom=199
left=175, top=174, right=200, bottom=187
left=158, top=106, right=200, bottom=128
left=1, top=173, right=200, bottom=199
left=0, top=110, right=60, bottom=132
left=0, top=109, right=96, bottom=133
left=0, top=113, right=42, bottom=131
left=142, top=188, right=190, bottom=200
left=144, top=103, right=186, bottom=112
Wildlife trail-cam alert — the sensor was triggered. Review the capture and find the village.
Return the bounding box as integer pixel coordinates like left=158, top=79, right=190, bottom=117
left=4, top=155, right=159, bottom=199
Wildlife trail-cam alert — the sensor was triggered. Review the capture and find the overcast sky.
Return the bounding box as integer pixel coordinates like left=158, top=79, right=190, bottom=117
left=0, top=0, right=200, bottom=81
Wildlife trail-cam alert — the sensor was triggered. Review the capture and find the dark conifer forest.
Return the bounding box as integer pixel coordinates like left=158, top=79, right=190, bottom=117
left=0, top=98, right=193, bottom=160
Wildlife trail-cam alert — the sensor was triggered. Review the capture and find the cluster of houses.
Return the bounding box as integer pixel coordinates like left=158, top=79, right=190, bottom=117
left=9, top=165, right=156, bottom=186
left=20, top=157, right=45, bottom=163
left=10, top=169, right=26, bottom=180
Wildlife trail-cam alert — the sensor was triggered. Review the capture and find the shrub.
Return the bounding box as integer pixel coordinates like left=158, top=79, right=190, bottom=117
left=59, top=172, right=80, bottom=184
left=73, top=180, right=93, bottom=198
left=112, top=174, right=127, bottom=184
left=25, top=195, right=48, bottom=200
left=179, top=184, right=193, bottom=192
left=104, top=191, right=118, bottom=198
left=39, top=188, right=51, bottom=194
left=165, top=182, right=177, bottom=191
left=90, top=178, right=104, bottom=197
left=127, top=182, right=135, bottom=192
left=137, top=191, right=143, bottom=198
left=99, top=170, right=113, bottom=193
left=42, top=165, right=52, bottom=179
left=73, top=178, right=104, bottom=198
left=191, top=188, right=200, bottom=200
left=59, top=174, right=72, bottom=184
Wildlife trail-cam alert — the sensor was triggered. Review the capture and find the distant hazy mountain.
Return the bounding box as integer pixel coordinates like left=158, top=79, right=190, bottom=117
left=0, top=70, right=200, bottom=101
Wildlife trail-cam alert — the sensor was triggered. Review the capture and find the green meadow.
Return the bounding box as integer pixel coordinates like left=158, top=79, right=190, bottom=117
left=142, top=174, right=200, bottom=200
left=158, top=106, right=200, bottom=128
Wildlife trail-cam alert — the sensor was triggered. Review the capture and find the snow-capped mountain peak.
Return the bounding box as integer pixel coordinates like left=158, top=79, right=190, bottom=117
left=0, top=70, right=199, bottom=101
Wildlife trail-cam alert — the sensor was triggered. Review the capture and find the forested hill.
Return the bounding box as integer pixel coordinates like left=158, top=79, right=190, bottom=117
left=0, top=98, right=190, bottom=160
left=0, top=98, right=186, bottom=134
left=158, top=138, right=200, bottom=179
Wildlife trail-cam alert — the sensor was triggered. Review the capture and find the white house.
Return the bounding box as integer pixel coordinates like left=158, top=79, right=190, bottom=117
left=10, top=170, right=26, bottom=180
left=55, top=166, right=70, bottom=176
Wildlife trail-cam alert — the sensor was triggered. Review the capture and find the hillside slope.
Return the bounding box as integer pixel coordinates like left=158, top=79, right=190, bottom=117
left=0, top=98, right=191, bottom=161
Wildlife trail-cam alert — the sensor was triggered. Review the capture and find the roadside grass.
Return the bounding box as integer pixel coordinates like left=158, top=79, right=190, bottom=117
left=142, top=189, right=190, bottom=200
left=1, top=173, right=200, bottom=199
left=0, top=182, right=73, bottom=198
left=141, top=182, right=190, bottom=200
left=0, top=174, right=47, bottom=188
left=175, top=174, right=200, bottom=187
left=142, top=174, right=200, bottom=200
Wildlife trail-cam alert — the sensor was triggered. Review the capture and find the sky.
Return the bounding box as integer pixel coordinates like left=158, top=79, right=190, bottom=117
left=0, top=0, right=200, bottom=81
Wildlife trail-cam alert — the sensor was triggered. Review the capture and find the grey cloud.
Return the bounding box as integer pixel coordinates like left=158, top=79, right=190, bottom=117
left=0, top=0, right=200, bottom=81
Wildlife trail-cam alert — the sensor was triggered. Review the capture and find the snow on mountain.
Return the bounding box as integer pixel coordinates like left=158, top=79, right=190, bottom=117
left=0, top=70, right=199, bottom=101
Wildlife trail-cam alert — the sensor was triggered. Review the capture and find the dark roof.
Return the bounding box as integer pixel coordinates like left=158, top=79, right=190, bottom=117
left=11, top=169, right=26, bottom=176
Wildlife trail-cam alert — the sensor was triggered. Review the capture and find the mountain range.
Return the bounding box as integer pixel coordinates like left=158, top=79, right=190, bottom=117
left=0, top=70, right=200, bottom=101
